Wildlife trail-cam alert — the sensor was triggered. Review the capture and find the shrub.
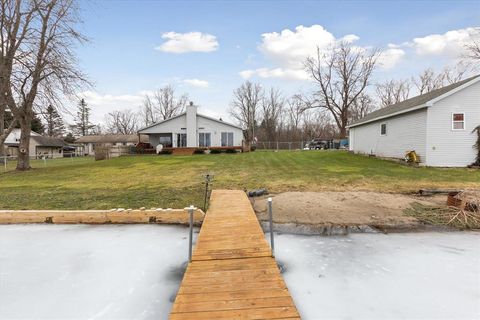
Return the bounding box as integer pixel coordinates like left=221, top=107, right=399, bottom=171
left=225, top=148, right=237, bottom=154
left=194, top=149, right=205, bottom=154
left=250, top=145, right=257, bottom=151
left=158, top=150, right=172, bottom=155
left=209, top=149, right=222, bottom=154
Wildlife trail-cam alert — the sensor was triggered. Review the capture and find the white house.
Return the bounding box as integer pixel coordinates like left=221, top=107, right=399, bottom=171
left=138, top=102, right=244, bottom=149
left=348, top=75, right=480, bottom=167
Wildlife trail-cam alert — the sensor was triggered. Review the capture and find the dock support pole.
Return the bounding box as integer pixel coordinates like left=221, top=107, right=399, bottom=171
left=188, top=205, right=194, bottom=262
left=268, top=197, right=275, bottom=257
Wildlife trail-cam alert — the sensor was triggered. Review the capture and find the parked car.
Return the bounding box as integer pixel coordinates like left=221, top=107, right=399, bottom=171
left=307, top=139, right=329, bottom=150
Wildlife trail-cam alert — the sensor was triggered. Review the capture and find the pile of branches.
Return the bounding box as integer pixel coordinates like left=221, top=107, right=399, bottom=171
left=406, top=191, right=480, bottom=230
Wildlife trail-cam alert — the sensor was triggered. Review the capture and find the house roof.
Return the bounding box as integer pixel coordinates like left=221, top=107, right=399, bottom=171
left=31, top=136, right=66, bottom=147
left=137, top=112, right=243, bottom=133
left=349, top=74, right=480, bottom=128
left=76, top=134, right=148, bottom=144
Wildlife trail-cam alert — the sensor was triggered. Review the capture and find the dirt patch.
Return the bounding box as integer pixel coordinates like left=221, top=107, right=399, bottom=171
left=252, top=191, right=446, bottom=230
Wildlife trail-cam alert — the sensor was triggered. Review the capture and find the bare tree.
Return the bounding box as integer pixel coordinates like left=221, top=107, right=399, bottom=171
left=302, top=109, right=336, bottom=141
left=464, top=28, right=480, bottom=62
left=441, top=64, right=470, bottom=84
left=141, top=85, right=187, bottom=123
left=139, top=94, right=157, bottom=127
left=259, top=88, right=284, bottom=142
left=230, top=81, right=263, bottom=143
left=105, top=109, right=139, bottom=135
left=304, top=42, right=379, bottom=138
left=413, top=65, right=469, bottom=95
left=1, top=0, right=89, bottom=170
left=285, top=95, right=305, bottom=140
left=0, top=0, right=36, bottom=157
left=375, top=79, right=411, bottom=108
left=349, top=93, right=376, bottom=121
left=412, top=68, right=445, bottom=94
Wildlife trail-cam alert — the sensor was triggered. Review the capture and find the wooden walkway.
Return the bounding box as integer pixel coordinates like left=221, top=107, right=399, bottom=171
left=170, top=190, right=300, bottom=319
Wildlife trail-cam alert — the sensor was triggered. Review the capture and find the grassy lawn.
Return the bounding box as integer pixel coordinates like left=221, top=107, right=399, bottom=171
left=0, top=151, right=479, bottom=210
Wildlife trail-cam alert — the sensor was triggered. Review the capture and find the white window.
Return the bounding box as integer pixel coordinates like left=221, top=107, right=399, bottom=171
left=380, top=123, right=387, bottom=135
left=199, top=133, right=211, bottom=147
left=221, top=132, right=234, bottom=146
left=452, top=113, right=465, bottom=130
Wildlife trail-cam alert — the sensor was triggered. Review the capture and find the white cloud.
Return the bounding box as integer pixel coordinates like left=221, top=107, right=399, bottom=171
left=183, top=78, right=209, bottom=88
left=259, top=25, right=338, bottom=70
left=155, top=31, right=219, bottom=53
left=243, top=24, right=402, bottom=81
left=239, top=67, right=309, bottom=81
left=341, top=34, right=360, bottom=43
left=410, top=27, right=478, bottom=56
left=378, top=48, right=406, bottom=69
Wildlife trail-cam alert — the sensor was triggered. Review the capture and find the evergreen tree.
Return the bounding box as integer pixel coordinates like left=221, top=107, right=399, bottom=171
left=71, top=99, right=95, bottom=136
left=43, top=105, right=65, bottom=137
left=10, top=112, right=44, bottom=133
left=30, top=114, right=45, bottom=134
left=64, top=132, right=76, bottom=143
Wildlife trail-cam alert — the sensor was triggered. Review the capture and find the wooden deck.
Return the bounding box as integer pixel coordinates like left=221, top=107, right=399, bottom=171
left=170, top=190, right=300, bottom=319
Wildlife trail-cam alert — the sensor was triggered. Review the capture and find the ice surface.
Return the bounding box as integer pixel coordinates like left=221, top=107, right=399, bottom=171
left=1, top=225, right=479, bottom=319
left=0, top=224, right=193, bottom=320
left=275, top=231, right=480, bottom=320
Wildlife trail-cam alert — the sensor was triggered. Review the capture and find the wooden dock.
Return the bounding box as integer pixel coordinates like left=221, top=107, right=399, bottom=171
left=170, top=190, right=300, bottom=319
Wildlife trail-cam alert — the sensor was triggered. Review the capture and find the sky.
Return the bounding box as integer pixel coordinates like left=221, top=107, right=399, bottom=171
left=73, top=0, right=480, bottom=124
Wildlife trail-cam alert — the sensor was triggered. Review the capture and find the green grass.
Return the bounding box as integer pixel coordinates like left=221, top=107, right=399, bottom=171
left=0, top=151, right=479, bottom=210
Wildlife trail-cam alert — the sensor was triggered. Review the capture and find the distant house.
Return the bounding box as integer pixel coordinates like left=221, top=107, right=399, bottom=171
left=5, top=128, right=66, bottom=158
left=138, top=102, right=244, bottom=149
left=348, top=75, right=480, bottom=167
left=76, top=134, right=149, bottom=156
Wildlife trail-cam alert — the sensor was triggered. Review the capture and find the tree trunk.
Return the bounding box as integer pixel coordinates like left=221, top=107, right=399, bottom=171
left=16, top=116, right=32, bottom=171
left=0, top=110, right=4, bottom=159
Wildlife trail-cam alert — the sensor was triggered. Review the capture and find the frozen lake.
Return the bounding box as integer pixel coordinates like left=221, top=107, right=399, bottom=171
left=0, top=225, right=479, bottom=319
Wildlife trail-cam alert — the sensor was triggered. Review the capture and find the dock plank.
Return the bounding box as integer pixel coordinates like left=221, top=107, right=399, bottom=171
left=169, top=190, right=300, bottom=319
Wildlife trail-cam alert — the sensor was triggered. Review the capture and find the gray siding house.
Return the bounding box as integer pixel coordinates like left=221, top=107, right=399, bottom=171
left=5, top=128, right=66, bottom=158
left=349, top=75, right=480, bottom=167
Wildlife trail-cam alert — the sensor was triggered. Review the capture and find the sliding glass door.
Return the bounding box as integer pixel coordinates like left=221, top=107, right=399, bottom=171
left=177, top=134, right=187, bottom=147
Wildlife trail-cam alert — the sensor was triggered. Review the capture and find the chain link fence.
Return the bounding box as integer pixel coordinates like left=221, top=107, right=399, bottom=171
left=255, top=141, right=307, bottom=151
left=1, top=155, right=94, bottom=173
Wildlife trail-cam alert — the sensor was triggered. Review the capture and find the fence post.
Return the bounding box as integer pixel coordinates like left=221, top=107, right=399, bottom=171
left=268, top=197, right=275, bottom=257
left=188, top=205, right=194, bottom=262
left=43, top=157, right=47, bottom=168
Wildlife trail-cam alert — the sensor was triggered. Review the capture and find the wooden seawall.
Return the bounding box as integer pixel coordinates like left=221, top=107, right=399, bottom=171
left=0, top=209, right=204, bottom=225
left=170, top=190, right=300, bottom=319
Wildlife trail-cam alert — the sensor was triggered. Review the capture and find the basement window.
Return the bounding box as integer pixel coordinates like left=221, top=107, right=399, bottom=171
left=380, top=123, right=387, bottom=135
left=452, top=113, right=465, bottom=130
